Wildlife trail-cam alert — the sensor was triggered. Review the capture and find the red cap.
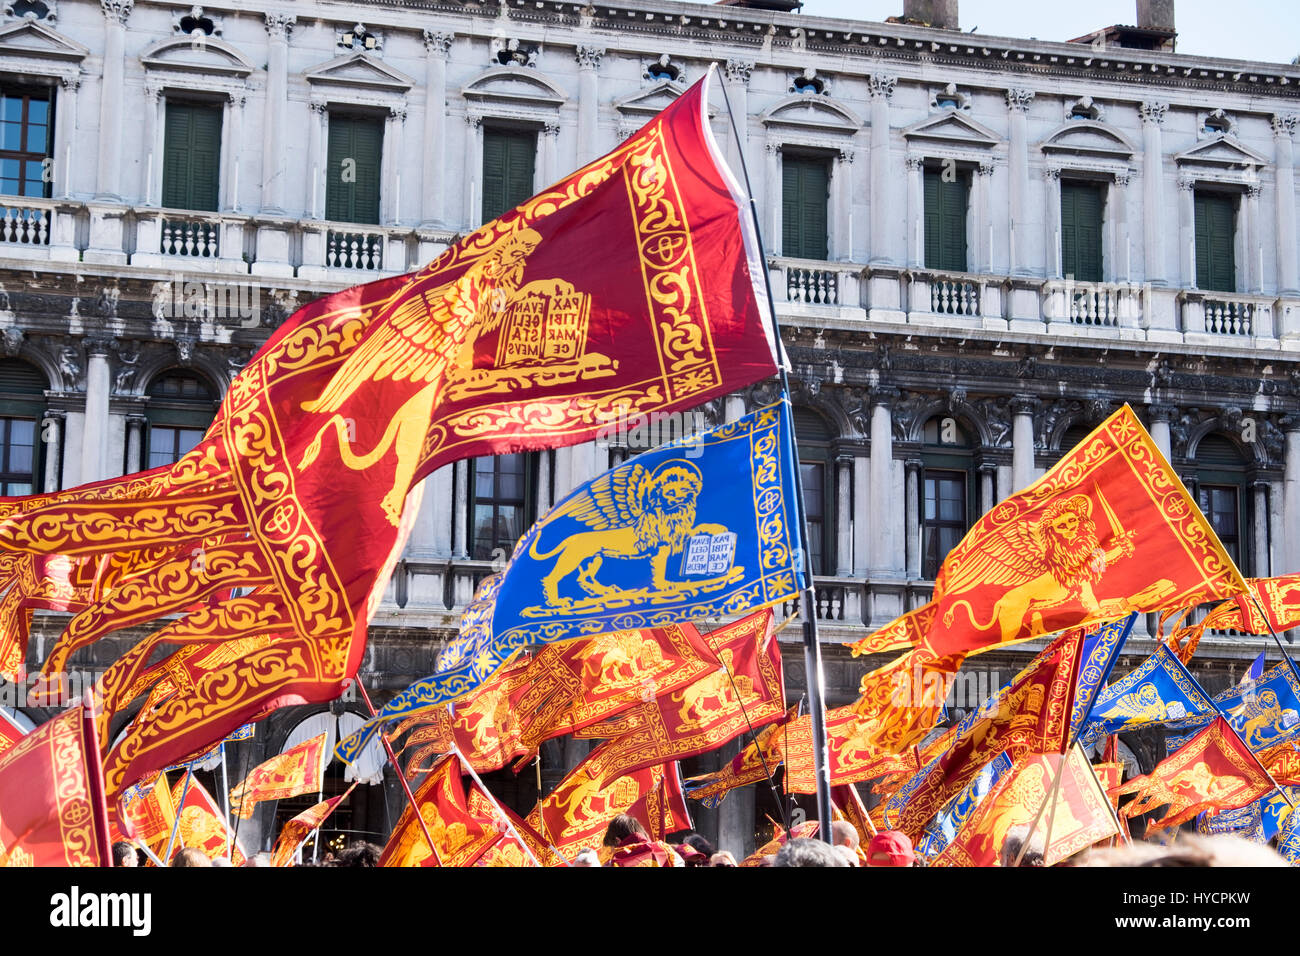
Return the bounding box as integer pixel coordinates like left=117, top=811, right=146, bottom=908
left=866, top=830, right=915, bottom=867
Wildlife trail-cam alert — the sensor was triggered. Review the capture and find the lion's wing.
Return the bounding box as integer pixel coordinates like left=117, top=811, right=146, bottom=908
left=543, top=463, right=651, bottom=531
left=935, top=518, right=1048, bottom=597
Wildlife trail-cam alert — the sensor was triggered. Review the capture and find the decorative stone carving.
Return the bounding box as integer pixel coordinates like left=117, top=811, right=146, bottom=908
left=423, top=30, right=453, bottom=57
left=575, top=44, right=604, bottom=70
left=1, top=327, right=22, bottom=357
left=175, top=335, right=196, bottom=367
left=868, top=73, right=897, bottom=100
left=1139, top=101, right=1168, bottom=126
left=1273, top=113, right=1299, bottom=138
left=1006, top=88, right=1035, bottom=113
left=977, top=396, right=1013, bottom=448
left=100, top=0, right=131, bottom=25
left=58, top=345, right=81, bottom=385
left=112, top=345, right=138, bottom=394
left=724, top=59, right=754, bottom=86
left=263, top=11, right=294, bottom=40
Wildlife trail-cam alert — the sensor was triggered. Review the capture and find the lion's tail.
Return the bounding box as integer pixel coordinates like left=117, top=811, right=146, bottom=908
left=527, top=532, right=569, bottom=563
left=942, top=599, right=1001, bottom=632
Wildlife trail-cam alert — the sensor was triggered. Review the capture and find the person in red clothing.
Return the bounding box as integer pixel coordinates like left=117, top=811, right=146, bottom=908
left=866, top=830, right=916, bottom=867
left=602, top=814, right=683, bottom=867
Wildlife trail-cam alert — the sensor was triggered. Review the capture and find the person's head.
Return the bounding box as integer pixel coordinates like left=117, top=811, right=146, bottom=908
left=710, top=851, right=738, bottom=867
left=773, top=837, right=849, bottom=867
left=112, top=842, right=138, bottom=867
left=830, top=820, right=860, bottom=850
left=171, top=847, right=211, bottom=867
left=335, top=841, right=383, bottom=866
left=602, top=813, right=648, bottom=847
left=866, top=831, right=915, bottom=867
left=682, top=833, right=715, bottom=858
left=211, top=856, right=233, bottom=868
left=999, top=825, right=1045, bottom=867
left=571, top=848, right=601, bottom=867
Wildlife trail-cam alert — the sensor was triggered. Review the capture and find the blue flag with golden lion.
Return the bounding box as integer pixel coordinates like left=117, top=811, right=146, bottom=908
left=337, top=400, right=804, bottom=764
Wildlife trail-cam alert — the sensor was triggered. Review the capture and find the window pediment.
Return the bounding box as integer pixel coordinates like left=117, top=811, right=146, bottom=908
left=305, top=51, right=413, bottom=94
left=462, top=66, right=566, bottom=112
left=1039, top=121, right=1135, bottom=162
left=140, top=36, right=251, bottom=79
left=0, top=17, right=83, bottom=75
left=1175, top=136, right=1269, bottom=171
left=902, top=111, right=1001, bottom=149
left=760, top=94, right=861, bottom=135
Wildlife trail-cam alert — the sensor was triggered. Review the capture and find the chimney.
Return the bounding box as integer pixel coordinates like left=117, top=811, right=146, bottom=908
left=1136, top=0, right=1175, bottom=33
left=901, top=0, right=958, bottom=31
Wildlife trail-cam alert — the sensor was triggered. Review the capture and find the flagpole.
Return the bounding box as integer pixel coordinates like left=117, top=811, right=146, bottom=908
left=451, top=744, right=548, bottom=867
left=163, top=768, right=193, bottom=864
left=220, top=742, right=233, bottom=859
left=80, top=693, right=114, bottom=867
left=356, top=679, right=441, bottom=863
left=713, top=63, right=835, bottom=843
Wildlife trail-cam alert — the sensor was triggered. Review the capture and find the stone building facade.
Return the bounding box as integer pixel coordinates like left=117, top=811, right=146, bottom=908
left=0, top=0, right=1297, bottom=856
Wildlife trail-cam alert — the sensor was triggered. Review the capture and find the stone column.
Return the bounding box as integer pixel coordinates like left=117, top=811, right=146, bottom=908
left=904, top=458, right=921, bottom=580
left=1284, top=417, right=1300, bottom=573
left=1043, top=166, right=1062, bottom=278
left=868, top=388, right=897, bottom=575
left=1177, top=176, right=1197, bottom=289
left=1274, top=114, right=1299, bottom=294
left=96, top=0, right=132, bottom=201
left=723, top=60, right=753, bottom=178
left=424, top=465, right=454, bottom=556
left=1253, top=480, right=1270, bottom=577
left=57, top=76, right=79, bottom=199
left=80, top=336, right=113, bottom=485
left=41, top=410, right=64, bottom=493
left=306, top=99, right=326, bottom=219
left=974, top=159, right=993, bottom=273
left=223, top=93, right=246, bottom=211
left=1148, top=404, right=1175, bottom=461
left=905, top=155, right=924, bottom=267
left=868, top=73, right=897, bottom=265
left=831, top=147, right=854, bottom=261
left=764, top=142, right=781, bottom=249
left=1244, top=181, right=1263, bottom=293
left=978, top=462, right=997, bottom=517
left=383, top=106, right=407, bottom=225
left=725, top=394, right=745, bottom=423
left=535, top=450, right=552, bottom=513
left=540, top=123, right=560, bottom=191
left=452, top=459, right=470, bottom=559
left=1006, top=88, right=1034, bottom=276
left=421, top=31, right=453, bottom=227
left=575, top=45, right=604, bottom=165
left=140, top=84, right=162, bottom=205
left=853, top=449, right=870, bottom=577
left=1112, top=171, right=1132, bottom=281
left=464, top=115, right=482, bottom=228
left=1011, top=395, right=1036, bottom=492
left=124, top=414, right=145, bottom=474
left=261, top=13, right=296, bottom=215
left=1139, top=101, right=1168, bottom=285
left=836, top=455, right=852, bottom=577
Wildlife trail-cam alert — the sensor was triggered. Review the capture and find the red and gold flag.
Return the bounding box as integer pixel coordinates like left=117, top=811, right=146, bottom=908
left=1260, top=743, right=1300, bottom=786
left=683, top=709, right=792, bottom=805
left=1200, top=574, right=1300, bottom=635
left=933, top=747, right=1118, bottom=867
left=892, top=630, right=1084, bottom=840
left=526, top=741, right=674, bottom=857
left=0, top=707, right=104, bottom=866
left=0, top=708, right=24, bottom=758
left=1116, top=717, right=1275, bottom=830
left=832, top=784, right=877, bottom=850
left=270, top=784, right=356, bottom=867
left=569, top=611, right=783, bottom=783
left=850, top=645, right=967, bottom=749
left=739, top=819, right=819, bottom=866
left=381, top=754, right=499, bottom=867
left=116, top=772, right=176, bottom=853
left=869, top=407, right=1245, bottom=659
left=228, top=732, right=328, bottom=819
left=784, top=704, right=924, bottom=794
left=169, top=773, right=245, bottom=865
left=626, top=761, right=693, bottom=841
left=0, top=67, right=779, bottom=806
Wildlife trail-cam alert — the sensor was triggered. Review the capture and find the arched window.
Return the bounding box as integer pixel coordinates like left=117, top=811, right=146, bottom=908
left=145, top=369, right=218, bottom=469
left=794, top=407, right=835, bottom=577
left=921, top=415, right=976, bottom=580
left=1194, top=433, right=1251, bottom=573
left=0, top=359, right=47, bottom=495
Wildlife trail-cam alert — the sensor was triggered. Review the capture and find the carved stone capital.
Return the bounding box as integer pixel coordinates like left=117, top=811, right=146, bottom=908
left=869, top=385, right=900, bottom=408
left=83, top=332, right=117, bottom=356
left=1139, top=101, right=1168, bottom=127
left=1010, top=395, right=1038, bottom=417
left=904, top=155, right=924, bottom=171
left=868, top=73, right=897, bottom=101
left=264, top=12, right=295, bottom=42
left=724, top=59, right=754, bottom=86
left=61, top=75, right=81, bottom=93
left=1005, top=88, right=1035, bottom=113
left=308, top=98, right=327, bottom=115
left=100, top=0, right=132, bottom=25
left=575, top=44, right=605, bottom=70
left=423, top=30, right=454, bottom=57
left=1147, top=403, right=1178, bottom=423
left=1273, top=113, right=1299, bottom=139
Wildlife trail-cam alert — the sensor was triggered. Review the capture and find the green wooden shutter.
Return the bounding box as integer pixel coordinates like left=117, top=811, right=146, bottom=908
left=924, top=167, right=968, bottom=272
left=1195, top=192, right=1237, bottom=293
left=1061, top=181, right=1103, bottom=282
left=326, top=114, right=384, bottom=225
left=161, top=102, right=221, bottom=212
left=781, top=154, right=829, bottom=260
left=481, top=129, right=537, bottom=223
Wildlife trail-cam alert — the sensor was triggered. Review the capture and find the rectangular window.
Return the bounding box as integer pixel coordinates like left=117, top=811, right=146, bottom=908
left=782, top=153, right=830, bottom=260
left=923, top=470, right=967, bottom=580
left=0, top=417, right=35, bottom=494
left=161, top=101, right=222, bottom=212
left=924, top=166, right=969, bottom=272
left=800, top=461, right=827, bottom=576
left=471, top=454, right=531, bottom=561
left=481, top=128, right=537, bottom=223
left=147, top=425, right=204, bottom=470
left=326, top=113, right=383, bottom=225
left=1060, top=180, right=1104, bottom=282
left=0, top=85, right=53, bottom=198
left=1198, top=484, right=1241, bottom=569
left=1194, top=191, right=1237, bottom=293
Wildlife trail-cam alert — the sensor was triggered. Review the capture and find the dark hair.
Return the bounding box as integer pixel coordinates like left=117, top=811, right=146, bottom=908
left=112, top=842, right=138, bottom=866
left=602, top=813, right=648, bottom=847
left=335, top=841, right=383, bottom=867
left=773, top=837, right=848, bottom=868
left=682, top=833, right=715, bottom=857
